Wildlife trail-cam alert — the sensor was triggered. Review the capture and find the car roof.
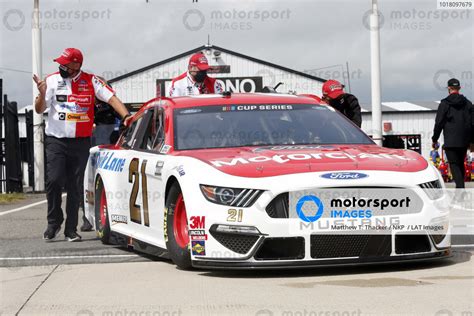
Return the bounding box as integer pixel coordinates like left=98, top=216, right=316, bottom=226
left=139, top=93, right=322, bottom=112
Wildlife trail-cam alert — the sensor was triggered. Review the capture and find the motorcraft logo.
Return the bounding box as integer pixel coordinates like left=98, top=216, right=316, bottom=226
left=68, top=94, right=91, bottom=104
left=320, top=172, right=369, bottom=180
left=211, top=153, right=415, bottom=167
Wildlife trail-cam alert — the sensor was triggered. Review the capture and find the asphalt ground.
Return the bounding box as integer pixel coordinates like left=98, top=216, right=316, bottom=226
left=1, top=184, right=473, bottom=315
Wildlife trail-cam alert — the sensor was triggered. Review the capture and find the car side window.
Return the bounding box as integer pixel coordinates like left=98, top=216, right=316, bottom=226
left=140, top=107, right=165, bottom=151
left=121, top=115, right=144, bottom=149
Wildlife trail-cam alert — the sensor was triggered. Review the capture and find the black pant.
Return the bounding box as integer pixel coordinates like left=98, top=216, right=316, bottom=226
left=45, top=136, right=90, bottom=233
left=444, top=147, right=467, bottom=189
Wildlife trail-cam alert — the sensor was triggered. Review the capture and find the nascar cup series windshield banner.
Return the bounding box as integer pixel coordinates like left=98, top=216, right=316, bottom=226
left=287, top=187, right=473, bottom=236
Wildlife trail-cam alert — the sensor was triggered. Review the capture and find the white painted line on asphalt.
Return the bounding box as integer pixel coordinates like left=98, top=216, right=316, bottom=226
left=452, top=244, right=474, bottom=248
left=0, top=193, right=66, bottom=216
left=1, top=254, right=140, bottom=260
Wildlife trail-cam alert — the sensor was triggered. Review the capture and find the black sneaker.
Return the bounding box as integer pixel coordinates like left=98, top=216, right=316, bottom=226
left=80, top=218, right=93, bottom=232
left=65, top=231, right=82, bottom=242
left=43, top=226, right=61, bottom=241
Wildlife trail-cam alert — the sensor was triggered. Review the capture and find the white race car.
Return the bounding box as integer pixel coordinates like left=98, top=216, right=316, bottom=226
left=84, top=93, right=451, bottom=269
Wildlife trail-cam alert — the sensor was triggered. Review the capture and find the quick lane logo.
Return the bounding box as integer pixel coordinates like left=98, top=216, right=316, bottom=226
left=97, top=152, right=126, bottom=172
left=296, top=195, right=324, bottom=222
left=320, top=172, right=368, bottom=180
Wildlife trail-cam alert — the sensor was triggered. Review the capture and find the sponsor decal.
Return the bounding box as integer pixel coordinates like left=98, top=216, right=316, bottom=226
left=58, top=103, right=89, bottom=113
left=320, top=172, right=369, bottom=180
left=222, top=104, right=293, bottom=112
left=189, top=229, right=208, bottom=241
left=160, top=144, right=172, bottom=154
left=111, top=214, right=128, bottom=224
left=227, top=209, right=243, bottom=222
left=154, top=161, right=164, bottom=178
left=189, top=216, right=205, bottom=229
left=177, top=165, right=185, bottom=177
left=211, top=153, right=416, bottom=167
left=163, top=207, right=169, bottom=242
left=191, top=241, right=206, bottom=256
left=68, top=94, right=91, bottom=104
left=66, top=113, right=89, bottom=122
left=56, top=95, right=67, bottom=102
left=97, top=152, right=126, bottom=172
left=58, top=112, right=66, bottom=121
left=57, top=81, right=67, bottom=90
left=179, top=109, right=202, bottom=114
left=253, top=145, right=334, bottom=152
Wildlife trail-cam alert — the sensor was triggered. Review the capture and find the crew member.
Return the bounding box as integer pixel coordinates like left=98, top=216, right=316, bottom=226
left=432, top=78, right=473, bottom=189
left=34, top=48, right=132, bottom=242
left=321, top=80, right=362, bottom=127
left=169, top=52, right=223, bottom=97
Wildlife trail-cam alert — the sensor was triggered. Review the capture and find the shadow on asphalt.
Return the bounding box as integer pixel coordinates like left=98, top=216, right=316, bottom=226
left=195, top=250, right=472, bottom=279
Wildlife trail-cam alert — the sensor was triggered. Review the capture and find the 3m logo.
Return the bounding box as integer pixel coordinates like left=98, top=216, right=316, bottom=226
left=68, top=95, right=91, bottom=104
left=189, top=216, right=205, bottom=229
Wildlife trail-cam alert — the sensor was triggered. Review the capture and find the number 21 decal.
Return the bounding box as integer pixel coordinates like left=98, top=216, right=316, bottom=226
left=129, top=158, right=149, bottom=226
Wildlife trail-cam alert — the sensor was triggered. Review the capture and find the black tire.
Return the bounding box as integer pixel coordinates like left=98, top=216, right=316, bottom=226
left=165, top=182, right=192, bottom=269
left=95, top=177, right=111, bottom=244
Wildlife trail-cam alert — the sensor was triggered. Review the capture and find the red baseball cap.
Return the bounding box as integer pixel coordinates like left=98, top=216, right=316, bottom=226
left=188, top=52, right=210, bottom=71
left=54, top=48, right=83, bottom=65
left=322, top=80, right=344, bottom=99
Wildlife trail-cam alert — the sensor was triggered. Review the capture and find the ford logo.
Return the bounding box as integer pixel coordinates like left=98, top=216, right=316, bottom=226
left=320, top=172, right=369, bottom=180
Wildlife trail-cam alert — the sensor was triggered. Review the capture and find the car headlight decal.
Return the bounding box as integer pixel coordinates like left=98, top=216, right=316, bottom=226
left=200, top=185, right=263, bottom=207
left=418, top=180, right=443, bottom=200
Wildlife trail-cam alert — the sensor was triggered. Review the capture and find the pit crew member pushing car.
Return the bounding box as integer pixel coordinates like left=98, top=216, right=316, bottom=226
left=169, top=52, right=223, bottom=97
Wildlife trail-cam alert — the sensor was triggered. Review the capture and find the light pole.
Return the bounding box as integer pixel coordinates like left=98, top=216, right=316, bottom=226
left=370, top=0, right=383, bottom=146
left=32, top=0, right=44, bottom=191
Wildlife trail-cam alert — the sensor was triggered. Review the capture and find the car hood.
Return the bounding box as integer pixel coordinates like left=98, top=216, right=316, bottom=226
left=175, top=144, right=428, bottom=178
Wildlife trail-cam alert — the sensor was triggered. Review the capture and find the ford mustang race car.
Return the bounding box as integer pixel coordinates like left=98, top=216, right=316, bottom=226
left=84, top=93, right=451, bottom=269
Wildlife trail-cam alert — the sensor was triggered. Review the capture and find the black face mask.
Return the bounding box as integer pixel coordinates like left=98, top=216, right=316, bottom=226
left=194, top=70, right=207, bottom=83
left=59, top=67, right=70, bottom=78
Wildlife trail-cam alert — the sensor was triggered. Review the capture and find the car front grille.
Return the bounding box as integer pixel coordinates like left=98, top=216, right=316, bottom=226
left=209, top=231, right=260, bottom=255
left=310, top=234, right=392, bottom=259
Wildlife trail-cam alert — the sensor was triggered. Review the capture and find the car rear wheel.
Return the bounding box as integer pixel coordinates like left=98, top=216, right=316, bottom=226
left=165, top=183, right=192, bottom=269
left=95, top=177, right=111, bottom=244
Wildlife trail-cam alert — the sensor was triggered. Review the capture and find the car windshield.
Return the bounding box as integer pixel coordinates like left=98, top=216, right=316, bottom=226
left=173, top=104, right=373, bottom=150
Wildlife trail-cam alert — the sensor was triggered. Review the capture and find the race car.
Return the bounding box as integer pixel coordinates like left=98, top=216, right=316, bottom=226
left=84, top=93, right=451, bottom=269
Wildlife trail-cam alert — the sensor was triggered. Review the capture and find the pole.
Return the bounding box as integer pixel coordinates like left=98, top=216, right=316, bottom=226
left=32, top=0, right=44, bottom=191
left=345, top=61, right=352, bottom=93
left=370, top=0, right=383, bottom=146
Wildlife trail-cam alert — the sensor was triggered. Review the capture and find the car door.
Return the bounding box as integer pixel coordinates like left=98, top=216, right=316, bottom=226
left=121, top=106, right=168, bottom=248
left=103, top=111, right=149, bottom=238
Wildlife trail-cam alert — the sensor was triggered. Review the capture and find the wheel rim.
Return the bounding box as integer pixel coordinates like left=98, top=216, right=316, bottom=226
left=100, top=188, right=107, bottom=228
left=173, top=193, right=189, bottom=248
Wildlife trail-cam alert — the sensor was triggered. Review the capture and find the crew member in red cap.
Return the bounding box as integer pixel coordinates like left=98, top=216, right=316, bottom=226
left=321, top=80, right=362, bottom=127
left=33, top=48, right=132, bottom=242
left=169, top=52, right=223, bottom=97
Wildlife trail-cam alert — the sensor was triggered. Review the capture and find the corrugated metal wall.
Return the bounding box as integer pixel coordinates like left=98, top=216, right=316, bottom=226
left=362, top=112, right=440, bottom=159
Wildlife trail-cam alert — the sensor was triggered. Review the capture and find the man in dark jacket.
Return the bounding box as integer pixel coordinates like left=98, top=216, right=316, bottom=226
left=321, top=79, right=362, bottom=127
left=432, top=78, right=473, bottom=188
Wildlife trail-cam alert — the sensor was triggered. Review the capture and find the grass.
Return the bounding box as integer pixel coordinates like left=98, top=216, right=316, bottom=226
left=0, top=193, right=26, bottom=204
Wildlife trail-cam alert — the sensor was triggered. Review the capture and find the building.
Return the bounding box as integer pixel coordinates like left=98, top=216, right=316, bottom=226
left=109, top=44, right=441, bottom=159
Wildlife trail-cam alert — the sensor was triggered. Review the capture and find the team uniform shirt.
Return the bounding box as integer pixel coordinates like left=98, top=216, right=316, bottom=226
left=44, top=71, right=115, bottom=138
left=169, top=72, right=223, bottom=97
